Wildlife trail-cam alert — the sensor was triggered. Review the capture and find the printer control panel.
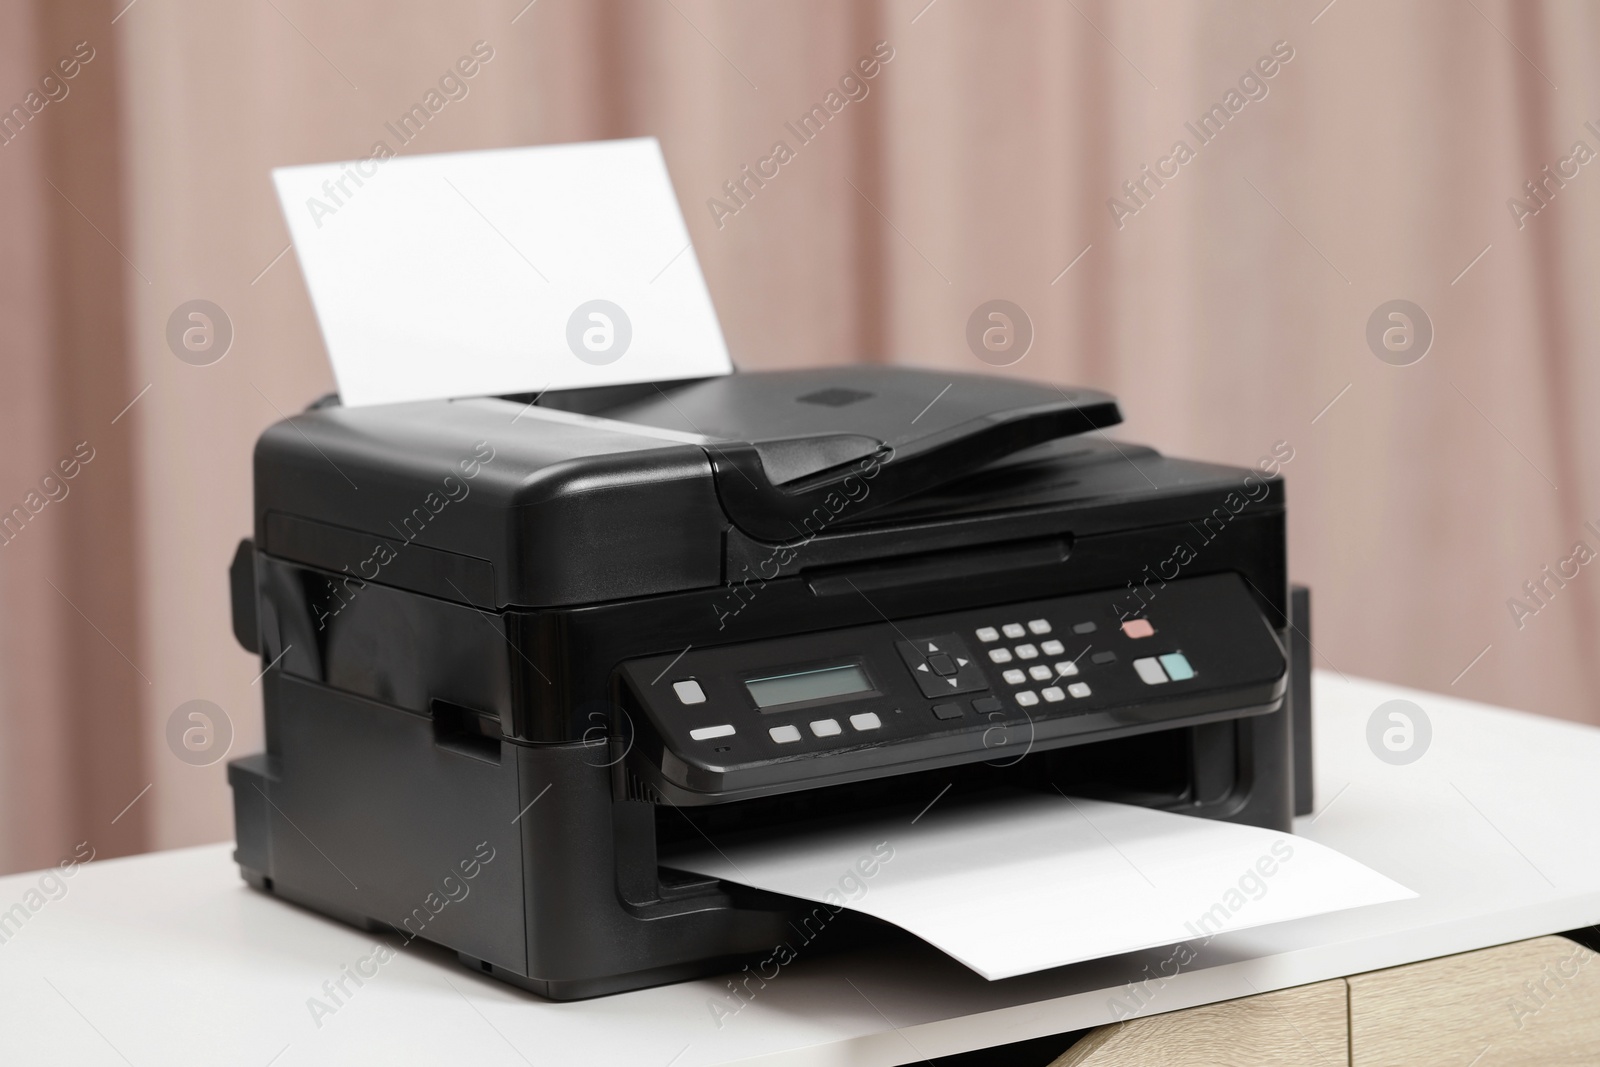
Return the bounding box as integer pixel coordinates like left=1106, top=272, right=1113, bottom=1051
left=618, top=572, right=1287, bottom=800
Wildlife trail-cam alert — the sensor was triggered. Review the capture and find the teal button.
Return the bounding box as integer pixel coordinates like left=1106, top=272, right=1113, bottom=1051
left=1158, top=653, right=1194, bottom=681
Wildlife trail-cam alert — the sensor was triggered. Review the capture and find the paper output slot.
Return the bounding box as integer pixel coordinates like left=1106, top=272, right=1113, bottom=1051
left=666, top=791, right=1414, bottom=981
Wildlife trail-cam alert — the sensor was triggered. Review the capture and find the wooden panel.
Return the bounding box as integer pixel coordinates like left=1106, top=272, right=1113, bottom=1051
left=1050, top=979, right=1349, bottom=1067
left=1349, top=936, right=1600, bottom=1065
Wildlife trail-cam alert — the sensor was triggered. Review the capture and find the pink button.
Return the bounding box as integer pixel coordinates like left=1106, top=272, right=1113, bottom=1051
left=1121, top=619, right=1155, bottom=639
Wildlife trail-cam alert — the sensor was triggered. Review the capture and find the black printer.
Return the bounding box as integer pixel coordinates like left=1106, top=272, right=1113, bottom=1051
left=227, top=366, right=1310, bottom=999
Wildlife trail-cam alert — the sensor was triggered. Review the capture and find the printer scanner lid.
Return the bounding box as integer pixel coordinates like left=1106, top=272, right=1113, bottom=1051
left=252, top=366, right=1135, bottom=608
left=593, top=367, right=1120, bottom=540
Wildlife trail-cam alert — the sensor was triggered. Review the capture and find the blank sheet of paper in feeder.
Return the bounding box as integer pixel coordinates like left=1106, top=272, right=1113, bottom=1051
left=666, top=792, right=1415, bottom=980
left=272, top=137, right=731, bottom=407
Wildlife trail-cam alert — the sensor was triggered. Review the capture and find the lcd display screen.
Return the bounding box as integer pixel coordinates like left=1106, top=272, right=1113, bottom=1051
left=744, top=664, right=873, bottom=709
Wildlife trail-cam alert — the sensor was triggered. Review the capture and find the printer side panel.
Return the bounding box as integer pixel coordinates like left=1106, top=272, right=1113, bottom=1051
left=229, top=669, right=530, bottom=975
left=233, top=549, right=815, bottom=998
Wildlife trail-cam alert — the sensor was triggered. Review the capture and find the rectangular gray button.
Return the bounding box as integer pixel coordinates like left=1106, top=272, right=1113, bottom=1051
left=1133, top=657, right=1169, bottom=685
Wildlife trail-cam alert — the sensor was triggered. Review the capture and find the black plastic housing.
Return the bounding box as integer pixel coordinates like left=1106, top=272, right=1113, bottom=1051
left=228, top=367, right=1299, bottom=999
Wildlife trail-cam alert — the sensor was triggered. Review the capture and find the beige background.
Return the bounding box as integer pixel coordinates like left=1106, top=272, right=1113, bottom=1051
left=1, top=0, right=1596, bottom=873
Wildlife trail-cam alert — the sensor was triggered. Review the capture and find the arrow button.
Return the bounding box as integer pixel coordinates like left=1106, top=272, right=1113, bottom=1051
left=898, top=636, right=989, bottom=699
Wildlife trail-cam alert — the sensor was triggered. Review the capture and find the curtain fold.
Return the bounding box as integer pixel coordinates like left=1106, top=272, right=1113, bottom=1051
left=0, top=0, right=1595, bottom=871
left=0, top=0, right=146, bottom=872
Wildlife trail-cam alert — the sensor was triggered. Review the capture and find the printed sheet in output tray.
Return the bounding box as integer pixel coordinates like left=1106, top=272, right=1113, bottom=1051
left=665, top=791, right=1415, bottom=980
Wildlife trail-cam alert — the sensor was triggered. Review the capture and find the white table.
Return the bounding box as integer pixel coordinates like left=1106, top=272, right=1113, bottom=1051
left=2, top=673, right=1597, bottom=1066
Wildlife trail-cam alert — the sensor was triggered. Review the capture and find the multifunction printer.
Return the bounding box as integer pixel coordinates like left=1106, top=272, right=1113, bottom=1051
left=228, top=366, right=1310, bottom=999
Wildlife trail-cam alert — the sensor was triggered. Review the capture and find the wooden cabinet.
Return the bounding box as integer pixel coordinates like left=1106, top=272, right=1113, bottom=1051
left=1050, top=936, right=1600, bottom=1066
left=1051, top=980, right=1347, bottom=1066
left=1348, top=935, right=1600, bottom=1065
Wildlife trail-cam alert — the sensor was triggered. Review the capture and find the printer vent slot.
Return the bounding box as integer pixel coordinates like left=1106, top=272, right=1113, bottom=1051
left=624, top=769, right=664, bottom=804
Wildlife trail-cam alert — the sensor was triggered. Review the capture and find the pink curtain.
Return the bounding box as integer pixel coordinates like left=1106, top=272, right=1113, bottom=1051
left=1, top=0, right=1596, bottom=871
left=0, top=0, right=145, bottom=871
